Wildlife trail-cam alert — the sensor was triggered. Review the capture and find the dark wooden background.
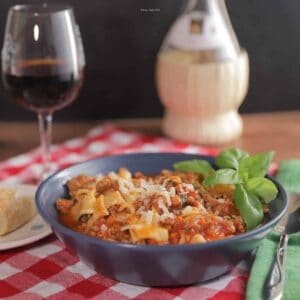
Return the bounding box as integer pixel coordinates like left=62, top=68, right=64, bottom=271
left=0, top=0, right=299, bottom=121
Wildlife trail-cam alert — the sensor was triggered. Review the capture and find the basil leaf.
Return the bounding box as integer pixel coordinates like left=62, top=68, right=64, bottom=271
left=233, top=184, right=264, bottom=230
left=239, top=151, right=275, bottom=178
left=238, top=170, right=249, bottom=183
left=246, top=177, right=278, bottom=203
left=173, top=160, right=214, bottom=177
left=216, top=148, right=249, bottom=170
left=203, top=169, right=242, bottom=186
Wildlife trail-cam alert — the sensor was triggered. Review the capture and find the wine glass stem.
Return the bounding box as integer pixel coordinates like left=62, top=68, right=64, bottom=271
left=38, top=113, right=52, bottom=180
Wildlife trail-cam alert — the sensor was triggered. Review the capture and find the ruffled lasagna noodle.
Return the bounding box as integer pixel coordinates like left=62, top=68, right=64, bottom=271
left=56, top=168, right=246, bottom=245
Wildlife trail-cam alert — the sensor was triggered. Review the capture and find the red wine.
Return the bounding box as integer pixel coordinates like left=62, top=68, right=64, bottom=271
left=2, top=59, right=84, bottom=113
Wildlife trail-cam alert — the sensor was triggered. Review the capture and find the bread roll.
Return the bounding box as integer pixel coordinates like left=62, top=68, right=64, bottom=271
left=0, top=186, right=37, bottom=236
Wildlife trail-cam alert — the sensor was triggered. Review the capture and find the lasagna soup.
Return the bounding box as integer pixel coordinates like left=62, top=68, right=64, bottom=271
left=56, top=168, right=246, bottom=244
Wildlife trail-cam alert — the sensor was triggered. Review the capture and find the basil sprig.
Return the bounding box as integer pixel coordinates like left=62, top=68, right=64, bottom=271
left=233, top=184, right=264, bottom=229
left=203, top=169, right=242, bottom=186
left=215, top=148, right=249, bottom=170
left=173, top=160, right=214, bottom=177
left=173, top=148, right=278, bottom=230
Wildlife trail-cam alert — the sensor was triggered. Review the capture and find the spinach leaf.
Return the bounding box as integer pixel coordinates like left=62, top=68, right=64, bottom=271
left=216, top=148, right=249, bottom=170
left=203, top=169, right=242, bottom=186
left=233, top=184, right=264, bottom=230
left=173, top=160, right=214, bottom=177
left=246, top=177, right=278, bottom=203
left=239, top=151, right=275, bottom=178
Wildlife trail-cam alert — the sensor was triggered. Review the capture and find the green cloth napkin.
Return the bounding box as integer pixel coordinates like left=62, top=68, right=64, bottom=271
left=246, top=160, right=300, bottom=300
left=276, top=159, right=300, bottom=194
left=246, top=232, right=300, bottom=300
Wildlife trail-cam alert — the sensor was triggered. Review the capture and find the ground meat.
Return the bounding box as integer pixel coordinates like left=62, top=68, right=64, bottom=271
left=134, top=172, right=147, bottom=179
left=67, top=175, right=95, bottom=193
left=96, top=176, right=113, bottom=194
left=56, top=198, right=74, bottom=213
left=134, top=198, right=144, bottom=211
left=160, top=217, right=175, bottom=226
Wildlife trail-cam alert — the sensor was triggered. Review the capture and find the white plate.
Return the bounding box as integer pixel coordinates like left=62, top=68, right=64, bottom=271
left=0, top=184, right=52, bottom=251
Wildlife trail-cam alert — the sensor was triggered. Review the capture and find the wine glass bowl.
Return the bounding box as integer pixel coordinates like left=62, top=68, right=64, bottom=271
left=2, top=59, right=84, bottom=113
left=1, top=4, right=85, bottom=178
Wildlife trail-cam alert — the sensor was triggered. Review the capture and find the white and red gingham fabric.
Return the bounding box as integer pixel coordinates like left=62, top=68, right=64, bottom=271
left=0, top=123, right=250, bottom=299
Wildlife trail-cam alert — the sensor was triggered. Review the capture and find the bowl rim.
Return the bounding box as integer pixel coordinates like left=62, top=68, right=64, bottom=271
left=36, top=152, right=288, bottom=251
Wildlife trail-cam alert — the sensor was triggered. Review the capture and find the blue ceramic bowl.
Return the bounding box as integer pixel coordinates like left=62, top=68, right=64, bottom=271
left=36, top=153, right=287, bottom=286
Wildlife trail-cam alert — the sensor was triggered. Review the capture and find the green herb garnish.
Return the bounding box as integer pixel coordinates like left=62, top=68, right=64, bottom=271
left=173, top=160, right=214, bottom=177
left=233, top=184, right=264, bottom=229
left=203, top=169, right=242, bottom=186
left=173, top=148, right=278, bottom=230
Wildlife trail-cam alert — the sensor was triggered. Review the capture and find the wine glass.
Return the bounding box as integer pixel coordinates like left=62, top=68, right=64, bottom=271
left=1, top=4, right=85, bottom=179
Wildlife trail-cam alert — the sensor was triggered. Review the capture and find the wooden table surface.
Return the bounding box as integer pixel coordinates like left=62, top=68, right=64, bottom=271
left=0, top=111, right=299, bottom=162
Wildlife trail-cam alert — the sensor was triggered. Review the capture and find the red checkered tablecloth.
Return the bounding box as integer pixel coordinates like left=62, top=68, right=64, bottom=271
left=0, top=124, right=250, bottom=299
